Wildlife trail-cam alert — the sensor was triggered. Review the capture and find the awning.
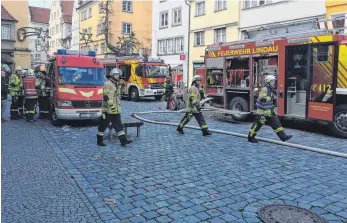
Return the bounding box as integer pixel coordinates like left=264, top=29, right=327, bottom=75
left=1, top=53, right=15, bottom=64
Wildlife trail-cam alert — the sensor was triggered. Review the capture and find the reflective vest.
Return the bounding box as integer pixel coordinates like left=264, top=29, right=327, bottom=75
left=8, top=74, right=22, bottom=97
left=101, top=79, right=121, bottom=114
left=186, top=84, right=200, bottom=113
left=256, top=84, right=273, bottom=116
left=23, top=77, right=38, bottom=99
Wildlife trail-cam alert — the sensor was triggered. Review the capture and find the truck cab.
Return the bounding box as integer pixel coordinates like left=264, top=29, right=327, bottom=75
left=46, top=49, right=105, bottom=126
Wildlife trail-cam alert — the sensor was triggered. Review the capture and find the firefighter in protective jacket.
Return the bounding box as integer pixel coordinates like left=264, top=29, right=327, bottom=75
left=35, top=65, right=50, bottom=119
left=97, top=68, right=132, bottom=147
left=8, top=68, right=23, bottom=120
left=23, top=69, right=39, bottom=122
left=248, top=75, right=292, bottom=143
left=177, top=75, right=212, bottom=136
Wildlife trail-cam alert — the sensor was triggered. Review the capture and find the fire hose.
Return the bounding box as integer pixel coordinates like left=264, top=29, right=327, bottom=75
left=132, top=98, right=347, bottom=159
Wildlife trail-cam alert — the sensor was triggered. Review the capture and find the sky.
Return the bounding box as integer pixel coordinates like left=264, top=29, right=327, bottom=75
left=28, top=0, right=52, bottom=8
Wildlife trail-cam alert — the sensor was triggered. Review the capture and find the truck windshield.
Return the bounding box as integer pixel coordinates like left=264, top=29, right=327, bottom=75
left=58, top=67, right=104, bottom=85
left=145, top=65, right=168, bottom=78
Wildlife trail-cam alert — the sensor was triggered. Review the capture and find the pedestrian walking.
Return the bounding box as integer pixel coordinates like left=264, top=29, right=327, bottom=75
left=96, top=68, right=133, bottom=147
left=176, top=75, right=212, bottom=136
left=1, top=67, right=9, bottom=123
left=248, top=75, right=292, bottom=143
left=164, top=78, right=173, bottom=109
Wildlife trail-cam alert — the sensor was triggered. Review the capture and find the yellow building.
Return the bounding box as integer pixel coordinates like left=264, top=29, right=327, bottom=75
left=326, top=0, right=347, bottom=18
left=188, top=0, right=240, bottom=84
left=77, top=0, right=152, bottom=57
left=1, top=1, right=31, bottom=69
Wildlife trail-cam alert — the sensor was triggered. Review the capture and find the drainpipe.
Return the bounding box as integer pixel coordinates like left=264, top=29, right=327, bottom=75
left=185, top=0, right=191, bottom=87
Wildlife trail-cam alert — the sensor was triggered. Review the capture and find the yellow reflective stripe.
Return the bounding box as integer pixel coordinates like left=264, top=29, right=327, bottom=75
left=275, top=127, right=283, bottom=133
left=117, top=131, right=125, bottom=136
left=97, top=89, right=103, bottom=95
left=98, top=132, right=104, bottom=136
left=201, top=125, right=208, bottom=129
left=58, top=88, right=77, bottom=95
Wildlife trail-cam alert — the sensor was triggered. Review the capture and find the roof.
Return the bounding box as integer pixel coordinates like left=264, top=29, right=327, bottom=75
left=1, top=5, right=17, bottom=22
left=29, top=6, right=50, bottom=24
left=61, top=0, right=74, bottom=24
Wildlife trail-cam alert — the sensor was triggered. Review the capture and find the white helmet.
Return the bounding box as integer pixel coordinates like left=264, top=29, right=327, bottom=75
left=265, top=75, right=276, bottom=83
left=109, top=68, right=122, bottom=76
left=15, top=66, right=22, bottom=71
left=25, top=69, right=35, bottom=77
left=193, top=75, right=202, bottom=82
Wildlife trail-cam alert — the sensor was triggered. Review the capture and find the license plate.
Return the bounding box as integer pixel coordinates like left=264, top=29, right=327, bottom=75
left=80, top=113, right=97, bottom=118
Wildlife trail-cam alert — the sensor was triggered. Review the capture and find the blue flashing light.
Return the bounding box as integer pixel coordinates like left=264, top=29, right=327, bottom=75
left=57, top=49, right=67, bottom=55
left=88, top=51, right=96, bottom=57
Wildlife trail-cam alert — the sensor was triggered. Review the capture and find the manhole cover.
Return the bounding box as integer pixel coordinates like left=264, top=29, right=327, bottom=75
left=258, top=204, right=328, bottom=223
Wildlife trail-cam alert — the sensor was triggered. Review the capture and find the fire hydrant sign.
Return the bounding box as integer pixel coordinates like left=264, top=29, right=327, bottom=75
left=180, top=55, right=185, bottom=60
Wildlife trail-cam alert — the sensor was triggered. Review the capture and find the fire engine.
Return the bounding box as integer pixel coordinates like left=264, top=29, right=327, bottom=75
left=99, top=56, right=168, bottom=101
left=203, top=19, right=347, bottom=138
left=46, top=49, right=105, bottom=126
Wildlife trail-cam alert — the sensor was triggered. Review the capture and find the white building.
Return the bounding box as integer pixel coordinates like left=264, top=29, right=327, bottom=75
left=151, top=0, right=189, bottom=85
left=71, top=0, right=80, bottom=50
left=48, top=0, right=73, bottom=54
left=239, top=0, right=326, bottom=40
left=28, top=6, right=50, bottom=66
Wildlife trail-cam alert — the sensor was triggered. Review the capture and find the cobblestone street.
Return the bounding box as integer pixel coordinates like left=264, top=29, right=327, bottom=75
left=2, top=99, right=347, bottom=223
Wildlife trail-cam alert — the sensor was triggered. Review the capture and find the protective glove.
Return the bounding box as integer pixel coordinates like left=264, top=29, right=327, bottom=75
left=196, top=104, right=202, bottom=111
left=10, top=83, right=16, bottom=87
left=120, top=79, right=125, bottom=86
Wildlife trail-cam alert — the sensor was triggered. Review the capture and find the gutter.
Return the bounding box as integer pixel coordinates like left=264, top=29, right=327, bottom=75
left=184, top=0, right=191, bottom=86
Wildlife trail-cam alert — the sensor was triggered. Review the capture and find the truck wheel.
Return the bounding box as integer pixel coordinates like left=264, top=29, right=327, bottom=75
left=154, top=95, right=162, bottom=101
left=50, top=107, right=63, bottom=126
left=228, top=97, right=249, bottom=122
left=330, top=104, right=347, bottom=138
left=130, top=88, right=140, bottom=102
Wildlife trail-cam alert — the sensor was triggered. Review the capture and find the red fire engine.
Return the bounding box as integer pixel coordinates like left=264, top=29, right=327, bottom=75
left=46, top=49, right=105, bottom=126
left=204, top=31, right=347, bottom=138
left=100, top=56, right=168, bottom=101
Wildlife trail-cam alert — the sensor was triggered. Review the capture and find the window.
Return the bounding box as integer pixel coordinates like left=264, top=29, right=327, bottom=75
left=214, top=28, right=226, bottom=44
left=123, top=44, right=132, bottom=54
left=195, top=2, right=205, bottom=16
left=175, top=37, right=184, bottom=53
left=36, top=39, right=41, bottom=45
left=88, top=27, right=92, bottom=34
left=243, top=0, right=281, bottom=9
left=1, top=25, right=11, bottom=40
left=215, top=0, right=227, bottom=11
left=172, top=8, right=182, bottom=26
left=101, top=42, right=106, bottom=54
left=194, top=31, right=204, bottom=46
left=56, top=24, right=59, bottom=33
left=166, top=38, right=174, bottom=54
left=82, top=10, right=87, bottom=20
left=88, top=8, right=92, bottom=18
left=160, top=11, right=168, bottom=28
left=99, top=2, right=104, bottom=13
left=35, top=54, right=41, bottom=61
left=122, top=23, right=132, bottom=34
left=122, top=0, right=132, bottom=12
left=158, top=40, right=166, bottom=54
left=94, top=44, right=98, bottom=54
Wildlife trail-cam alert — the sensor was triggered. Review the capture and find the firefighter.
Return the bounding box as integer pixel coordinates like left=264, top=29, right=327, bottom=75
left=23, top=69, right=39, bottom=122
left=18, top=69, right=26, bottom=117
left=248, top=75, right=292, bottom=143
left=164, top=78, right=173, bottom=109
left=8, top=67, right=23, bottom=120
left=177, top=75, right=212, bottom=136
left=35, top=66, right=50, bottom=119
left=97, top=68, right=133, bottom=147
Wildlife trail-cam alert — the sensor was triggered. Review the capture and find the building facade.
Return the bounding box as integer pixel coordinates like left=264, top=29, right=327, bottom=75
left=151, top=0, right=189, bottom=85
left=28, top=6, right=50, bottom=66
left=325, top=0, right=347, bottom=33
left=1, top=1, right=31, bottom=69
left=1, top=5, right=17, bottom=68
left=188, top=0, right=240, bottom=85
left=239, top=0, right=326, bottom=40
left=77, top=0, right=152, bottom=57
left=71, top=0, right=81, bottom=50
left=48, top=0, right=73, bottom=54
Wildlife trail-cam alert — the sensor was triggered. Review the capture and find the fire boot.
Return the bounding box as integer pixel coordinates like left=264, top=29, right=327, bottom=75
left=119, top=135, right=129, bottom=146
left=248, top=135, right=259, bottom=143
left=97, top=134, right=106, bottom=146
left=277, top=131, right=292, bottom=142
left=202, top=128, right=212, bottom=136
left=176, top=127, right=184, bottom=134
left=125, top=136, right=133, bottom=144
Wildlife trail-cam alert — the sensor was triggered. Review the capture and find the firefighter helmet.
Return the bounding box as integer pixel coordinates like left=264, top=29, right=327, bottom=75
left=15, top=66, right=22, bottom=71
left=25, top=69, right=35, bottom=77
left=193, top=75, right=202, bottom=82
left=107, top=68, right=123, bottom=79
left=265, top=75, right=276, bottom=83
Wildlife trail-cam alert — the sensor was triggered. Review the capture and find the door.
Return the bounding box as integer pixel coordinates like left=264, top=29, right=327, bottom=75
left=306, top=43, right=338, bottom=121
